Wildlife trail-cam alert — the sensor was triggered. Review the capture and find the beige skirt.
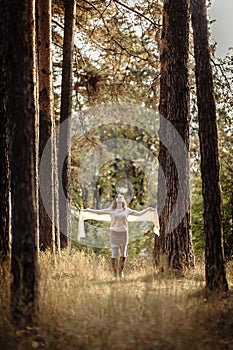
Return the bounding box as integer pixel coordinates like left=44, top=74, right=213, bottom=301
left=110, top=230, right=128, bottom=245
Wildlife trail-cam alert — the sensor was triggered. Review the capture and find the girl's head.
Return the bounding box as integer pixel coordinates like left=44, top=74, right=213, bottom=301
left=111, top=194, right=127, bottom=210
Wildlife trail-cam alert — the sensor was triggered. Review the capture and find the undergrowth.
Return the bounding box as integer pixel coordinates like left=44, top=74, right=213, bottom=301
left=0, top=250, right=233, bottom=350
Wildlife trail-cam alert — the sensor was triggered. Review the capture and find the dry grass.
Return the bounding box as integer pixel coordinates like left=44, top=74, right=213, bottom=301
left=1, top=251, right=233, bottom=350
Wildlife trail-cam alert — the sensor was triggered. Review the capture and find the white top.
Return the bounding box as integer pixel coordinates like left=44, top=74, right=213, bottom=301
left=110, top=208, right=135, bottom=232
left=77, top=207, right=160, bottom=241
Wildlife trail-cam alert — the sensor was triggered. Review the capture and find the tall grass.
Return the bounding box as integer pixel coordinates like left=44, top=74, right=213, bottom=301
left=1, top=251, right=233, bottom=350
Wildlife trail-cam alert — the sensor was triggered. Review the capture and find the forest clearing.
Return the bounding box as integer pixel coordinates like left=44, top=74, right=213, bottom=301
left=1, top=0, right=233, bottom=349
left=1, top=251, right=233, bottom=350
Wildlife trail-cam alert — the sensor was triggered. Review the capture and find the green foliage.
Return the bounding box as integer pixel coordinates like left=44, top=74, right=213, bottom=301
left=218, top=108, right=233, bottom=260
left=52, top=0, right=162, bottom=110
left=214, top=52, right=233, bottom=260
left=190, top=107, right=233, bottom=260
left=71, top=223, right=155, bottom=262
left=191, top=171, right=204, bottom=257
left=190, top=50, right=233, bottom=260
left=71, top=122, right=159, bottom=212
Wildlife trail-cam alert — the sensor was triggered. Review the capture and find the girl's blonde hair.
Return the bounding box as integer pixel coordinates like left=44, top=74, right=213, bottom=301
left=110, top=194, right=127, bottom=210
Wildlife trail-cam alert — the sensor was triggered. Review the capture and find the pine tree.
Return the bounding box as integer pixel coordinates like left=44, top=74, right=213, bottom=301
left=37, top=0, right=56, bottom=252
left=59, top=0, right=76, bottom=248
left=4, top=0, right=39, bottom=325
left=191, top=0, right=228, bottom=291
left=0, top=3, right=10, bottom=267
left=156, top=0, right=195, bottom=270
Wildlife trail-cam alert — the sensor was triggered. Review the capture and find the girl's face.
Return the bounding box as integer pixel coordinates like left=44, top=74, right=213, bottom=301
left=116, top=194, right=124, bottom=204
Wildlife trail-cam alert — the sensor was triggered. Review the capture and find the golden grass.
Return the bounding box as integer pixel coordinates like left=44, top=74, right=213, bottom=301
left=1, top=251, right=233, bottom=350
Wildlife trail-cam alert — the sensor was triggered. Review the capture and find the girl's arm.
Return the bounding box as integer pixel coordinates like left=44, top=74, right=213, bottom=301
left=82, top=207, right=112, bottom=215
left=128, top=207, right=155, bottom=216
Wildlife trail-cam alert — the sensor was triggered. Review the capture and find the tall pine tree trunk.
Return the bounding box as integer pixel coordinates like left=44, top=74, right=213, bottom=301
left=156, top=0, right=194, bottom=270
left=5, top=0, right=39, bottom=325
left=0, top=2, right=10, bottom=268
left=54, top=135, right=61, bottom=254
left=37, top=0, right=55, bottom=252
left=59, top=0, right=76, bottom=248
left=154, top=0, right=168, bottom=270
left=191, top=0, right=228, bottom=291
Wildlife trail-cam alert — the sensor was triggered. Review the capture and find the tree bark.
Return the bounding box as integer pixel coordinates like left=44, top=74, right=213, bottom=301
left=37, top=0, right=55, bottom=252
left=59, top=0, right=76, bottom=248
left=156, top=0, right=195, bottom=270
left=190, top=0, right=228, bottom=291
left=154, top=0, right=168, bottom=270
left=4, top=0, right=39, bottom=325
left=0, top=1, right=10, bottom=267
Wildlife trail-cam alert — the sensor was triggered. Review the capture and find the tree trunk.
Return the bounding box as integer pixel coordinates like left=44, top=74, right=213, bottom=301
left=0, top=3, right=10, bottom=268
left=59, top=0, right=76, bottom=248
left=156, top=0, right=195, bottom=270
left=190, top=0, right=228, bottom=291
left=54, top=137, right=61, bottom=254
left=4, top=0, right=39, bottom=325
left=37, top=0, right=55, bottom=252
left=154, top=0, right=168, bottom=270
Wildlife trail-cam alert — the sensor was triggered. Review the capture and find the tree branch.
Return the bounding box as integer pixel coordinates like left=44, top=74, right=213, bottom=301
left=112, top=0, right=161, bottom=29
left=211, top=57, right=233, bottom=96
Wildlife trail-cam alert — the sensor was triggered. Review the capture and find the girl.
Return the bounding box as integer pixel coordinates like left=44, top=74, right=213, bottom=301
left=81, top=194, right=158, bottom=278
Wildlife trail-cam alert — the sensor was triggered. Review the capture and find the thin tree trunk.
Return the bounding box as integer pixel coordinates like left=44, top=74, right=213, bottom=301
left=54, top=135, right=61, bottom=254
left=155, top=0, right=169, bottom=271
left=34, top=20, right=40, bottom=260
left=59, top=0, right=76, bottom=248
left=4, top=0, right=39, bottom=325
left=0, top=2, right=10, bottom=268
left=190, top=0, right=228, bottom=291
left=37, top=0, right=55, bottom=252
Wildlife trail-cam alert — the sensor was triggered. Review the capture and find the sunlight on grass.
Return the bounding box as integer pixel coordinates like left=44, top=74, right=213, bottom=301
left=37, top=251, right=232, bottom=350
left=1, top=251, right=233, bottom=350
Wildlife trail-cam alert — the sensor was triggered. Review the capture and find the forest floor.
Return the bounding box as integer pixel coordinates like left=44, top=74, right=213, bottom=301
left=1, top=250, right=233, bottom=350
